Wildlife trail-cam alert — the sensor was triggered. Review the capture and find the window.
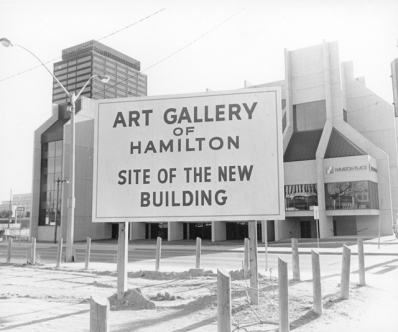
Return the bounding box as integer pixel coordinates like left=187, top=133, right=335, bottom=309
left=343, top=109, right=347, bottom=122
left=325, top=181, right=379, bottom=210
left=77, top=55, right=91, bottom=63
left=39, top=140, right=64, bottom=226
left=285, top=184, right=317, bottom=211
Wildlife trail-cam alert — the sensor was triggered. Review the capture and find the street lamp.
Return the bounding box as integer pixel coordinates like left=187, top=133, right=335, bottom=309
left=54, top=178, right=68, bottom=244
left=1, top=37, right=110, bottom=261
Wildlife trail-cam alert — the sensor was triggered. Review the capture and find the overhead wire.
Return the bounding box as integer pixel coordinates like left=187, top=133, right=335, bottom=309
left=91, top=8, right=244, bottom=98
left=0, top=8, right=166, bottom=84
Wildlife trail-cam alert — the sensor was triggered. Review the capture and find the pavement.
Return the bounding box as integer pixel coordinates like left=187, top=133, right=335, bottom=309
left=2, top=234, right=397, bottom=256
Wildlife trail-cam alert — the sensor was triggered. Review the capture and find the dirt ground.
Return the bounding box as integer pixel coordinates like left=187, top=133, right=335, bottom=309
left=0, top=262, right=397, bottom=332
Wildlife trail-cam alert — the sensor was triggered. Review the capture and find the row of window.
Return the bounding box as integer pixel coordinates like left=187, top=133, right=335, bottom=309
left=285, top=181, right=379, bottom=211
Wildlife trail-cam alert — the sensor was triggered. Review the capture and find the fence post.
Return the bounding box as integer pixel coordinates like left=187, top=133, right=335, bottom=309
left=155, top=237, right=162, bottom=271
left=196, top=237, right=201, bottom=269
left=358, top=239, right=366, bottom=286
left=311, top=250, right=322, bottom=315
left=117, top=222, right=128, bottom=300
left=340, top=245, right=351, bottom=299
left=248, top=221, right=258, bottom=305
left=6, top=238, right=12, bottom=263
left=278, top=257, right=289, bottom=332
left=31, top=237, right=36, bottom=265
left=56, top=238, right=63, bottom=268
left=90, top=296, right=110, bottom=332
left=244, top=238, right=249, bottom=278
left=85, top=237, right=92, bottom=270
left=291, top=238, right=300, bottom=281
left=217, top=268, right=231, bottom=332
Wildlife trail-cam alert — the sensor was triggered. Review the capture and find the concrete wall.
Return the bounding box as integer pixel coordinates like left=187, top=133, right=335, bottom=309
left=130, top=222, right=145, bottom=240
left=168, top=222, right=183, bottom=241
left=212, top=221, right=226, bottom=241
left=61, top=98, right=111, bottom=242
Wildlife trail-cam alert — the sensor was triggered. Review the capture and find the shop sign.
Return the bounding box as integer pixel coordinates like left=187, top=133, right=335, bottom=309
left=325, top=165, right=367, bottom=174
left=92, top=88, right=284, bottom=222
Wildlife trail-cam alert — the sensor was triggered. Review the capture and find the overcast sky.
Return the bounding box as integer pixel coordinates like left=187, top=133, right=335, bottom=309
left=0, top=0, right=397, bottom=202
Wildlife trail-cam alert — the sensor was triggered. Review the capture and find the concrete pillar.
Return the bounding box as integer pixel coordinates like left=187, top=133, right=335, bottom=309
left=212, top=221, right=226, bottom=242
left=130, top=222, right=145, bottom=240
left=168, top=222, right=183, bottom=241
left=261, top=220, right=267, bottom=243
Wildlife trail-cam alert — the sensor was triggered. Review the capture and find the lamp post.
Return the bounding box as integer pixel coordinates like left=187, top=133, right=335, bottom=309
left=1, top=37, right=110, bottom=261
left=54, top=178, right=68, bottom=244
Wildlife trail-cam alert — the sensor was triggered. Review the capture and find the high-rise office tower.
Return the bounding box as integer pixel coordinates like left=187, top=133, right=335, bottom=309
left=52, top=40, right=147, bottom=104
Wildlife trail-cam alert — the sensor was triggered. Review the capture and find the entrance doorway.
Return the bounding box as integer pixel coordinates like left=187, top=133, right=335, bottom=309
left=300, top=220, right=312, bottom=238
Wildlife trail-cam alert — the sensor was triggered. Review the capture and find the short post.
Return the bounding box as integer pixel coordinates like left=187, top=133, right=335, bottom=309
left=311, top=250, right=322, bottom=315
left=340, top=245, right=351, bottom=300
left=85, top=237, right=92, bottom=270
left=31, top=237, right=36, bottom=265
left=248, top=221, right=259, bottom=305
left=90, top=296, right=110, bottom=332
left=243, top=238, right=249, bottom=278
left=155, top=236, right=162, bottom=271
left=117, top=222, right=128, bottom=300
left=6, top=238, right=12, bottom=263
left=195, top=237, right=201, bottom=269
left=262, top=220, right=268, bottom=271
left=291, top=238, right=300, bottom=281
left=358, top=239, right=366, bottom=286
left=278, top=257, right=289, bottom=332
left=56, top=238, right=63, bottom=268
left=217, top=268, right=231, bottom=332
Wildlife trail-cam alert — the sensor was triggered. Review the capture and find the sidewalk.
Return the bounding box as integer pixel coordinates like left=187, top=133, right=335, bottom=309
left=3, top=234, right=397, bottom=256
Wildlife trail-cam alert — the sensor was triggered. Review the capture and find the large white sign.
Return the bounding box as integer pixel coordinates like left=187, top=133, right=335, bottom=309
left=92, top=88, right=284, bottom=222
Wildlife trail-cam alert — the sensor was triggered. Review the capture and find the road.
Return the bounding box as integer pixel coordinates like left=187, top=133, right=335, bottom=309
left=1, top=241, right=397, bottom=280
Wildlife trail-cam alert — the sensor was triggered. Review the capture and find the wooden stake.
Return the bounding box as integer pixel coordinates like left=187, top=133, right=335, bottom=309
left=6, top=238, right=12, bottom=263
left=56, top=238, right=63, bottom=268
left=340, top=245, right=351, bottom=299
left=291, top=238, right=300, bottom=281
left=196, top=237, right=201, bottom=269
left=278, top=257, right=289, bottom=332
left=85, top=237, right=91, bottom=270
left=263, top=220, right=268, bottom=271
left=155, top=236, right=162, bottom=271
left=311, top=250, right=322, bottom=315
left=248, top=221, right=258, bottom=305
left=358, top=239, right=366, bottom=286
left=90, top=296, right=109, bottom=332
left=244, top=238, right=249, bottom=278
left=31, top=237, right=36, bottom=265
left=117, top=222, right=128, bottom=300
left=217, top=268, right=231, bottom=332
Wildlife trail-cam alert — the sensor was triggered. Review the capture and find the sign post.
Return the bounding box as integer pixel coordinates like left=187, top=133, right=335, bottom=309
left=313, top=206, right=320, bottom=248
left=92, top=88, right=285, bottom=292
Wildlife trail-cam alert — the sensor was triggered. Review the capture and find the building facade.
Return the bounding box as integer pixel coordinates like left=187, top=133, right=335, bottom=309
left=31, top=41, right=147, bottom=241
left=31, top=40, right=397, bottom=242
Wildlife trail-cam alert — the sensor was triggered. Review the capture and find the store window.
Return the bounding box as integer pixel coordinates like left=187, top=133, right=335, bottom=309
left=39, top=140, right=63, bottom=226
left=285, top=184, right=317, bottom=211
left=325, top=181, right=379, bottom=210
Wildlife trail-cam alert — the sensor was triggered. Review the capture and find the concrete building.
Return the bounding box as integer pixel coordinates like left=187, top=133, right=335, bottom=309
left=30, top=40, right=397, bottom=242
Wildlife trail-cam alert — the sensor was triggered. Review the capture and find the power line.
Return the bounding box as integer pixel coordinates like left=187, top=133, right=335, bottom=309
left=92, top=8, right=244, bottom=98
left=0, top=8, right=166, bottom=84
